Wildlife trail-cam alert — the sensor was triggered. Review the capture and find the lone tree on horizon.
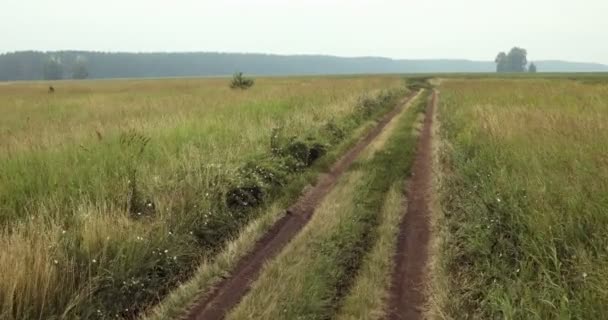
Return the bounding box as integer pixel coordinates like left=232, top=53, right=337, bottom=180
left=529, top=62, right=538, bottom=73
left=495, top=47, right=528, bottom=72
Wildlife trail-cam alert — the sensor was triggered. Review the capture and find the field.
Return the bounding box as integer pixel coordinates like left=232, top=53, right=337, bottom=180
left=433, top=78, right=608, bottom=319
left=2, top=74, right=608, bottom=320
left=0, top=76, right=407, bottom=319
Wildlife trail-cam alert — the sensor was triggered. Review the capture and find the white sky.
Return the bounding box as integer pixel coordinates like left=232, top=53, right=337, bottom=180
left=2, top=0, right=607, bottom=64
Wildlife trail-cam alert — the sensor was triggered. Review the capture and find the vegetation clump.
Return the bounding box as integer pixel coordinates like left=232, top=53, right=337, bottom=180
left=230, top=72, right=255, bottom=89
left=406, top=77, right=432, bottom=91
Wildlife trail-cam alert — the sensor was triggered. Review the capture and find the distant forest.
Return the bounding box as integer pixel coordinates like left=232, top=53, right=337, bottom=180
left=1, top=51, right=607, bottom=81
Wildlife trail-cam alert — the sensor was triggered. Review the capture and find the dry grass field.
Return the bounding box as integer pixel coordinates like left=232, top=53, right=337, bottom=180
left=0, top=76, right=406, bottom=319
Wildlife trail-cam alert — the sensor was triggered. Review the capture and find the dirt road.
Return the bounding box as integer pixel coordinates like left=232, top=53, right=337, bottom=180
left=387, top=90, right=437, bottom=320
left=185, top=91, right=420, bottom=320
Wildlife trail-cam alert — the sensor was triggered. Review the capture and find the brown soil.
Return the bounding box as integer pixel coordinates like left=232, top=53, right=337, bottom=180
left=387, top=90, right=437, bottom=320
left=184, top=91, right=420, bottom=320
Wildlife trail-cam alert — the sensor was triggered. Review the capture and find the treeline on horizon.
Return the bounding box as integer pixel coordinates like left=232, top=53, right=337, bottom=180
left=1, top=51, right=607, bottom=81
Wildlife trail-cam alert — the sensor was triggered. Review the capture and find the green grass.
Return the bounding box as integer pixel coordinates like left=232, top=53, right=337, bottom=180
left=228, top=91, right=428, bottom=319
left=435, top=78, right=608, bottom=319
left=0, top=76, right=407, bottom=319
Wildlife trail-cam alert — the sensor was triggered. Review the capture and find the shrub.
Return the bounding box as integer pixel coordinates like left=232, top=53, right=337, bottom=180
left=230, top=72, right=255, bottom=89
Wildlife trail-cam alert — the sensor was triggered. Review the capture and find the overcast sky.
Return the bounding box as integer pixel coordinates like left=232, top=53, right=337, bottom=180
left=2, top=0, right=607, bottom=64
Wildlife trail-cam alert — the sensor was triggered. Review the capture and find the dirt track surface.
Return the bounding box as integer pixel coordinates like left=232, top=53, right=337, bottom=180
left=387, top=90, right=437, bottom=320
left=184, top=91, right=420, bottom=320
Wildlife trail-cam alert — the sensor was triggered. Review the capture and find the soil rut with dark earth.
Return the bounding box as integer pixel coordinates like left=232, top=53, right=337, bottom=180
left=184, top=91, right=420, bottom=320
left=387, top=90, right=437, bottom=320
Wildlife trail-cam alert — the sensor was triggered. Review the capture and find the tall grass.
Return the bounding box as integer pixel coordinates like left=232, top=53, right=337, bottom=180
left=0, top=76, right=406, bottom=319
left=437, top=78, right=608, bottom=319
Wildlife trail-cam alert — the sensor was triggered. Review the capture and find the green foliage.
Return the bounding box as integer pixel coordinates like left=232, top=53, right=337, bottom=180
left=495, top=47, right=528, bottom=73
left=230, top=72, right=254, bottom=89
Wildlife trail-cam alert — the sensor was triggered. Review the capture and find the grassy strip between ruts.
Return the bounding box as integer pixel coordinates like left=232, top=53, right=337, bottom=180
left=334, top=183, right=405, bottom=320
left=226, top=91, right=429, bottom=319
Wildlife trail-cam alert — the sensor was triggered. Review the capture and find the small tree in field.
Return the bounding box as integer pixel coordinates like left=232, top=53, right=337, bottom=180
left=230, top=72, right=254, bottom=89
left=528, top=62, right=537, bottom=73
